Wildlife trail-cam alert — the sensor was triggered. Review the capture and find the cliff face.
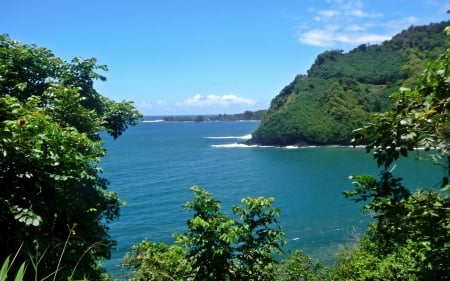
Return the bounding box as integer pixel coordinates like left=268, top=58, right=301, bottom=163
left=249, top=20, right=450, bottom=146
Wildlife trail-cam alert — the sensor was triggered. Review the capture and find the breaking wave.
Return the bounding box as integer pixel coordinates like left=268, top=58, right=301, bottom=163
left=205, top=134, right=252, bottom=140
left=142, top=120, right=164, bottom=123
left=211, top=143, right=257, bottom=148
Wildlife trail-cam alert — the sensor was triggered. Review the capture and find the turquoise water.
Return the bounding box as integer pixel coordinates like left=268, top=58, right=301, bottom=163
left=101, top=120, right=441, bottom=278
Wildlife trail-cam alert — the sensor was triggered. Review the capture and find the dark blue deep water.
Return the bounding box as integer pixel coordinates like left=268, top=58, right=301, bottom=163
left=101, top=119, right=441, bottom=279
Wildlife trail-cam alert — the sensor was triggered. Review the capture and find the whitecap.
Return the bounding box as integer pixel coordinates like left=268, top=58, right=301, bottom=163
left=205, top=134, right=252, bottom=140
left=211, top=143, right=275, bottom=148
left=205, top=136, right=239, bottom=139
left=285, top=145, right=299, bottom=149
left=142, top=120, right=164, bottom=123
left=211, top=143, right=257, bottom=148
left=239, top=134, right=252, bottom=140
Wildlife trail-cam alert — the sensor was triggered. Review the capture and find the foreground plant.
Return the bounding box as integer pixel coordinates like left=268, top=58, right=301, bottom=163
left=0, top=256, right=26, bottom=281
left=0, top=34, right=142, bottom=280
left=336, top=25, right=450, bottom=280
left=123, top=186, right=286, bottom=281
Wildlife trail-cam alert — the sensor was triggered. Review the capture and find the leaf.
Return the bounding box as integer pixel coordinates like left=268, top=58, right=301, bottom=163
left=400, top=132, right=417, bottom=140
left=0, top=256, right=10, bottom=281
left=13, top=262, right=25, bottom=281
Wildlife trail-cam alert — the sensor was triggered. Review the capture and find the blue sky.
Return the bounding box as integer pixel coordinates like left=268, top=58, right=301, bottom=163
left=2, top=0, right=449, bottom=115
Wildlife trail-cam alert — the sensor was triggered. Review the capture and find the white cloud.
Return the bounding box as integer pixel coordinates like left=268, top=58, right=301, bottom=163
left=345, top=24, right=365, bottom=32
left=351, top=9, right=369, bottom=18
left=297, top=0, right=397, bottom=47
left=176, top=94, right=256, bottom=108
left=135, top=95, right=259, bottom=115
left=318, top=10, right=340, bottom=18
left=137, top=101, right=152, bottom=110
left=300, top=28, right=335, bottom=47
left=156, top=99, right=168, bottom=106
left=136, top=99, right=173, bottom=115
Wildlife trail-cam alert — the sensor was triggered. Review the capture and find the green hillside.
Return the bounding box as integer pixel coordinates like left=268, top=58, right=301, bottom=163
left=249, top=20, right=450, bottom=146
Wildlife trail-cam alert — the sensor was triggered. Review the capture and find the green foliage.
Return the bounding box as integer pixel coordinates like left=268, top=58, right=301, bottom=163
left=251, top=76, right=374, bottom=145
left=176, top=186, right=236, bottom=280
left=232, top=197, right=285, bottom=280
left=336, top=22, right=450, bottom=280
left=251, top=21, right=449, bottom=146
left=329, top=239, right=420, bottom=281
left=123, top=186, right=287, bottom=281
left=122, top=240, right=191, bottom=281
left=307, top=46, right=408, bottom=85
left=0, top=34, right=142, bottom=280
left=103, top=98, right=142, bottom=139
left=0, top=256, right=26, bottom=281
left=333, top=189, right=450, bottom=280
left=0, top=34, right=142, bottom=139
left=308, top=21, right=449, bottom=85
left=353, top=24, right=450, bottom=174
left=276, top=250, right=326, bottom=281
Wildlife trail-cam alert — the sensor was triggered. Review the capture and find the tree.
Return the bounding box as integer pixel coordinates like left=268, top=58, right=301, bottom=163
left=123, top=186, right=285, bottom=281
left=176, top=186, right=236, bottom=281
left=232, top=197, right=285, bottom=281
left=0, top=34, right=142, bottom=280
left=276, top=250, right=326, bottom=281
left=335, top=25, right=450, bottom=280
left=121, top=240, right=191, bottom=281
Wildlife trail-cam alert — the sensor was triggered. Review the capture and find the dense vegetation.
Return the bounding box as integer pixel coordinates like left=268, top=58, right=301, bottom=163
left=0, top=34, right=142, bottom=280
left=123, top=186, right=286, bottom=281
left=249, top=20, right=450, bottom=146
left=333, top=24, right=450, bottom=279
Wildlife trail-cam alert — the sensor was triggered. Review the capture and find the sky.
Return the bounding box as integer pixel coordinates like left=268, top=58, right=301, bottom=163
left=2, top=0, right=449, bottom=115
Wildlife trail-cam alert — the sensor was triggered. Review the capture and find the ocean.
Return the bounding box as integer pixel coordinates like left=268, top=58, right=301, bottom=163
left=101, top=119, right=441, bottom=279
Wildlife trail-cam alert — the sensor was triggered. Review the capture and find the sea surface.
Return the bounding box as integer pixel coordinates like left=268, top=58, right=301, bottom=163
left=101, top=118, right=441, bottom=279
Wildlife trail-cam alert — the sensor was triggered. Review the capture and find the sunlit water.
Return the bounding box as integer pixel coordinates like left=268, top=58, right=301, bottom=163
left=100, top=119, right=441, bottom=279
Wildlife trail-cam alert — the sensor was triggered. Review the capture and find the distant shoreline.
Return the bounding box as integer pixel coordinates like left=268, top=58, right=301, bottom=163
left=143, top=109, right=267, bottom=122
left=142, top=119, right=260, bottom=123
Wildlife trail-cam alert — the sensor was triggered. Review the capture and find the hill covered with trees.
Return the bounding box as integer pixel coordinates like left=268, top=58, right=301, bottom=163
left=248, top=20, right=450, bottom=146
